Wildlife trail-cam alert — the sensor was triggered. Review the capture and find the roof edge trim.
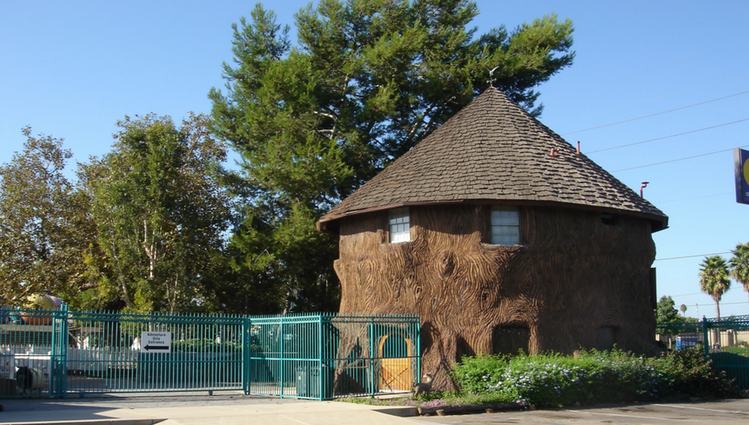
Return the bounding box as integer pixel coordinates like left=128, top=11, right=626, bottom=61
left=317, top=198, right=668, bottom=233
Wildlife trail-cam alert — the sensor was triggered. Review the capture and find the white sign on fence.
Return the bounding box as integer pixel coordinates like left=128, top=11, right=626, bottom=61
left=140, top=331, right=172, bottom=354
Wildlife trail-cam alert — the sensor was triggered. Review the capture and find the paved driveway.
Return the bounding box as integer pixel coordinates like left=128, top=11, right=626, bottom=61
left=2, top=395, right=748, bottom=425
left=415, top=399, right=749, bottom=425
left=0, top=393, right=410, bottom=425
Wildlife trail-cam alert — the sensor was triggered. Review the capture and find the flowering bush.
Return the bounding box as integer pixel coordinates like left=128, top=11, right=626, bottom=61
left=452, top=348, right=738, bottom=407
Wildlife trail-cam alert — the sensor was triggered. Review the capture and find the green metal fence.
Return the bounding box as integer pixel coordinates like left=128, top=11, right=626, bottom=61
left=702, top=315, right=749, bottom=390
left=0, top=306, right=420, bottom=399
left=657, top=315, right=749, bottom=390
left=245, top=313, right=420, bottom=399
left=324, top=315, right=420, bottom=398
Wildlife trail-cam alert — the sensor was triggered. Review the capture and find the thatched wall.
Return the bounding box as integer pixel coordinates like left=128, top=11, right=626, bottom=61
left=334, top=205, right=657, bottom=390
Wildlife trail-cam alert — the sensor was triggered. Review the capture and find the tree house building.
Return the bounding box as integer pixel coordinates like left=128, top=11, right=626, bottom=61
left=317, top=88, right=668, bottom=389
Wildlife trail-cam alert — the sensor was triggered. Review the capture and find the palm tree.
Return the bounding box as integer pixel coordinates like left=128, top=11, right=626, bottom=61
left=699, top=255, right=731, bottom=320
left=729, top=242, right=749, bottom=303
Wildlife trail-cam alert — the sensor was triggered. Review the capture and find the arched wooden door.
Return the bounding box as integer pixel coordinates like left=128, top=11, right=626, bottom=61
left=378, top=335, right=412, bottom=392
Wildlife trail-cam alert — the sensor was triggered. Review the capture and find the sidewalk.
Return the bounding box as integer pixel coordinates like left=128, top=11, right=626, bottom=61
left=0, top=394, right=417, bottom=425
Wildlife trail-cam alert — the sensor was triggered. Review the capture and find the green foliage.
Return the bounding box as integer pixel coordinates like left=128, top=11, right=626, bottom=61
left=722, top=345, right=749, bottom=357
left=656, top=296, right=680, bottom=326
left=0, top=128, right=96, bottom=306
left=699, top=256, right=731, bottom=319
left=85, top=115, right=231, bottom=312
left=452, top=349, right=738, bottom=407
left=210, top=0, right=574, bottom=312
left=2, top=2, right=575, bottom=314
left=730, top=242, right=749, bottom=299
left=452, top=354, right=510, bottom=394
left=656, top=296, right=698, bottom=333
left=650, top=347, right=737, bottom=398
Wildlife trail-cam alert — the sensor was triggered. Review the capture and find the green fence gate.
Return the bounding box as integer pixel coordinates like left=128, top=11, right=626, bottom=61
left=0, top=306, right=420, bottom=399
left=657, top=314, right=749, bottom=390
left=245, top=313, right=421, bottom=399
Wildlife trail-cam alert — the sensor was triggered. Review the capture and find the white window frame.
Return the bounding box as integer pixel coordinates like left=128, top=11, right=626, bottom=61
left=388, top=208, right=411, bottom=243
left=490, top=207, right=520, bottom=245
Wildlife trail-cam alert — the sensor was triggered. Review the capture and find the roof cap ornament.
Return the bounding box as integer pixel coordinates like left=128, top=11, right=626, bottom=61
left=487, top=66, right=499, bottom=88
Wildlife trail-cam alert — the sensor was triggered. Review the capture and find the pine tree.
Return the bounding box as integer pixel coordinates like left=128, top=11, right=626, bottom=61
left=209, top=0, right=575, bottom=311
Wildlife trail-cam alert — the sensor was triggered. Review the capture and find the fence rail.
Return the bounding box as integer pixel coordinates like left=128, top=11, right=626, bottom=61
left=0, top=307, right=420, bottom=399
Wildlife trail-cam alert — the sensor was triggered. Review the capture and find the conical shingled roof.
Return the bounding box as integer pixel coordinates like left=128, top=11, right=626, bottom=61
left=319, top=87, right=668, bottom=231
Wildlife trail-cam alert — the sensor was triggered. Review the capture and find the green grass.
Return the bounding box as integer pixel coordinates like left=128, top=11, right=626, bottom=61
left=336, top=396, right=416, bottom=406
left=722, top=346, right=749, bottom=357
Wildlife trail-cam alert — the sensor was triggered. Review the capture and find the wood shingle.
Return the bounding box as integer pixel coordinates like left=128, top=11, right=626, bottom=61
left=319, top=88, right=668, bottom=230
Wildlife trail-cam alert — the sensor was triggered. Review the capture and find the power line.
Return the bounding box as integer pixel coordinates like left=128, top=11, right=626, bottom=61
left=612, top=144, right=749, bottom=172
left=685, top=301, right=749, bottom=307
left=654, top=252, right=732, bottom=262
left=587, top=118, right=749, bottom=154
left=564, top=89, right=749, bottom=135
left=666, top=292, right=703, bottom=297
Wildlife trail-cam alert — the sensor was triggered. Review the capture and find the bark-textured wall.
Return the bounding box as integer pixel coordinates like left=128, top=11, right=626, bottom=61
left=334, top=205, right=656, bottom=390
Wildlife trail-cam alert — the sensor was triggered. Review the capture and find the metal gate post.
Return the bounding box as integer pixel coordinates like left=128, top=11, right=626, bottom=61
left=50, top=304, right=69, bottom=398
left=279, top=316, right=284, bottom=398
left=59, top=303, right=68, bottom=397
left=242, top=317, right=251, bottom=395
left=415, top=319, right=421, bottom=385
left=702, top=316, right=709, bottom=356
left=317, top=314, right=323, bottom=400
left=368, top=318, right=374, bottom=397
left=49, top=307, right=58, bottom=397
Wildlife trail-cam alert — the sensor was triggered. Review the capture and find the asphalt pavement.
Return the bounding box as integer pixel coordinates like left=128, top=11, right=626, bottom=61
left=416, top=399, right=749, bottom=425
left=1, top=394, right=748, bottom=425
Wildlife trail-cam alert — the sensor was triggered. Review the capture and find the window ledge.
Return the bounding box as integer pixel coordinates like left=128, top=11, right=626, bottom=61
left=481, top=243, right=526, bottom=250
left=381, top=240, right=413, bottom=247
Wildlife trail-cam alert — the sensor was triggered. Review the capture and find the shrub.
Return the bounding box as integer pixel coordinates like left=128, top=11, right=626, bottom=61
left=452, top=355, right=509, bottom=394
left=452, top=348, right=738, bottom=408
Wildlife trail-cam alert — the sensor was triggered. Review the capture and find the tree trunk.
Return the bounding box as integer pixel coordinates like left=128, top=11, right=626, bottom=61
left=119, top=276, right=133, bottom=308
left=715, top=299, right=721, bottom=321
left=711, top=299, right=722, bottom=349
left=169, top=276, right=178, bottom=313
left=142, top=219, right=157, bottom=281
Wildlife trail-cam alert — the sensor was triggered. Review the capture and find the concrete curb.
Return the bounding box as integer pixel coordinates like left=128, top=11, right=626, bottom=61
left=418, top=402, right=525, bottom=416
left=372, top=402, right=525, bottom=417
left=1, top=419, right=165, bottom=425
left=373, top=406, right=419, bottom=417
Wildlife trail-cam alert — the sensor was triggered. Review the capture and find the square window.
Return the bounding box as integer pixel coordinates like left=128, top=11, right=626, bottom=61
left=389, top=208, right=410, bottom=243
left=490, top=208, right=520, bottom=245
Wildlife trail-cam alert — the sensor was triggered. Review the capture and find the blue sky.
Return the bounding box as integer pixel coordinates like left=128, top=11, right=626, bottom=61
left=1, top=1, right=748, bottom=317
